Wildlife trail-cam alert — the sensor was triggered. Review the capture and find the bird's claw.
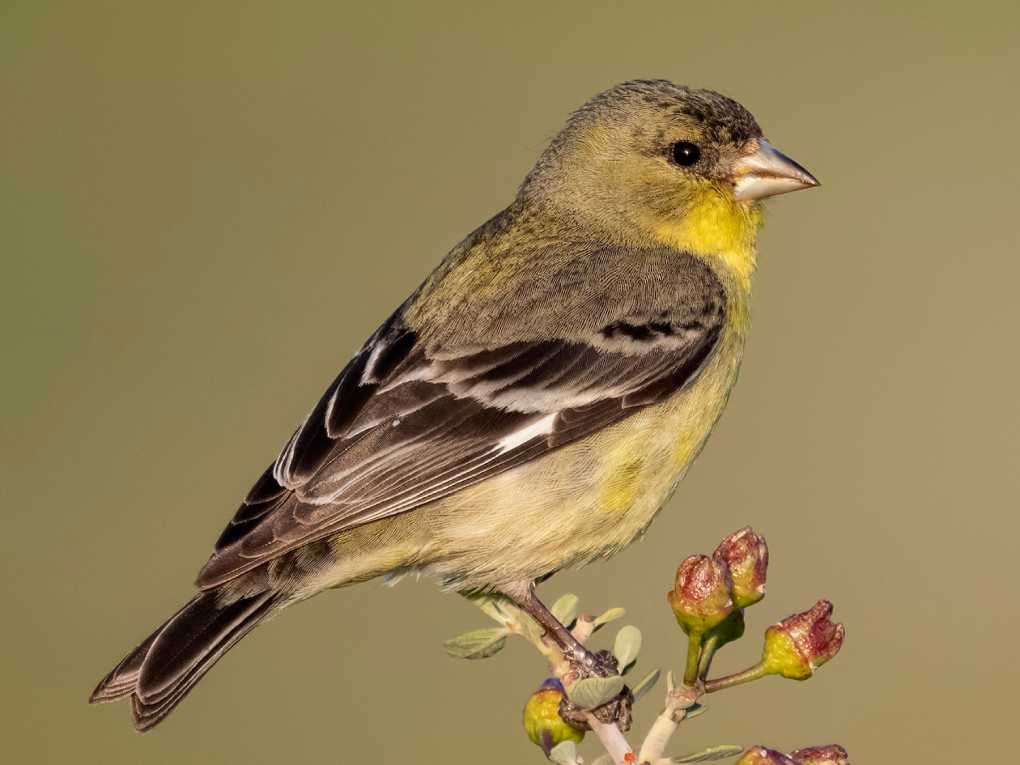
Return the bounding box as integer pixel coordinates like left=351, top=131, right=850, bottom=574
left=559, top=649, right=634, bottom=731
left=557, top=685, right=634, bottom=731
left=570, top=647, right=619, bottom=678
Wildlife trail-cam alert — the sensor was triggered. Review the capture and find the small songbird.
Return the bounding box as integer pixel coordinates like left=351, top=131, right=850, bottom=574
left=90, top=79, right=818, bottom=730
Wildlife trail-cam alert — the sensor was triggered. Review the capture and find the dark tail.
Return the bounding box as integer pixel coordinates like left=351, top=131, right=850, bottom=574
left=90, top=590, right=279, bottom=731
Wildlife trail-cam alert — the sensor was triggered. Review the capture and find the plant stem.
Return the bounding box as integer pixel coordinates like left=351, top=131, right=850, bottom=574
left=643, top=642, right=706, bottom=763
left=697, top=633, right=720, bottom=680
left=525, top=612, right=636, bottom=765
left=587, top=715, right=636, bottom=765
left=703, top=662, right=768, bottom=693
left=636, top=683, right=699, bottom=764
left=682, top=632, right=703, bottom=686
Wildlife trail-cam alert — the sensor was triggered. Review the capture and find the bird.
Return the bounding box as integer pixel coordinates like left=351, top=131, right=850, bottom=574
left=90, top=79, right=818, bottom=731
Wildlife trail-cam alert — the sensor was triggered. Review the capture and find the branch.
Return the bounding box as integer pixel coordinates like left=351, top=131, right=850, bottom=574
left=452, top=525, right=849, bottom=765
left=537, top=615, right=637, bottom=765
left=637, top=672, right=701, bottom=764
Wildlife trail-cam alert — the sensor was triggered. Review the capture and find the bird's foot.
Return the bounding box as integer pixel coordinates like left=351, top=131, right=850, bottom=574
left=570, top=646, right=619, bottom=678
left=558, top=649, right=634, bottom=731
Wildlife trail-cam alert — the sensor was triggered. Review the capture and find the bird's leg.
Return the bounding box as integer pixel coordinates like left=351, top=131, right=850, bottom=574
left=500, top=581, right=594, bottom=666
left=498, top=582, right=633, bottom=730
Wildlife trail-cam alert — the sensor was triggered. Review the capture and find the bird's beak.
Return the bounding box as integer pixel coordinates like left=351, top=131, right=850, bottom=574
left=731, top=139, right=820, bottom=201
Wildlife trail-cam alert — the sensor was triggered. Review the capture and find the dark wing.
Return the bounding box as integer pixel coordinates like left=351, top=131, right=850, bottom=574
left=197, top=305, right=724, bottom=588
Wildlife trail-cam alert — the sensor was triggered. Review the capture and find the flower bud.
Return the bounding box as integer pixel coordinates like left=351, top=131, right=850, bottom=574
left=790, top=745, right=850, bottom=765
left=736, top=746, right=797, bottom=765
left=523, top=678, right=584, bottom=756
left=761, top=600, right=845, bottom=680
left=667, top=554, right=734, bottom=635
left=706, top=609, right=745, bottom=649
left=713, top=526, right=769, bottom=608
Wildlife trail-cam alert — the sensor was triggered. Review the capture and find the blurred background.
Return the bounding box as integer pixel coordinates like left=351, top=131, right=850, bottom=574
left=2, top=1, right=1017, bottom=762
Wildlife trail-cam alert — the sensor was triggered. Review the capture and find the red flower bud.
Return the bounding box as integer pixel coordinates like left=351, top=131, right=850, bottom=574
left=762, top=600, right=845, bottom=680
left=667, top=554, right=734, bottom=634
left=736, top=746, right=797, bottom=765
left=791, top=745, right=850, bottom=765
left=713, top=526, right=769, bottom=608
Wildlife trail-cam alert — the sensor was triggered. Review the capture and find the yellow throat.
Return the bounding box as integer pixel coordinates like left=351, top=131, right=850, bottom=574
left=654, top=188, right=763, bottom=294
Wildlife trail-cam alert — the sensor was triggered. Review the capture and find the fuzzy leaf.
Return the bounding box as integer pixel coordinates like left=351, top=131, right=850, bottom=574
left=672, top=744, right=744, bottom=762
left=631, top=668, right=661, bottom=701
left=569, top=675, right=625, bottom=710
left=442, top=627, right=507, bottom=659
left=613, top=625, right=642, bottom=672
left=548, top=741, right=580, bottom=765
left=517, top=613, right=546, bottom=645
left=467, top=594, right=514, bottom=626
left=550, top=593, right=580, bottom=627
left=592, top=607, right=626, bottom=630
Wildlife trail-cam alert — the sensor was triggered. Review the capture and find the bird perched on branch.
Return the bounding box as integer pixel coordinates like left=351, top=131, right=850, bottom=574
left=91, top=79, right=818, bottom=730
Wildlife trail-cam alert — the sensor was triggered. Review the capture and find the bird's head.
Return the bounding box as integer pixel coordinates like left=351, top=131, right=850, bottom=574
left=520, top=80, right=818, bottom=258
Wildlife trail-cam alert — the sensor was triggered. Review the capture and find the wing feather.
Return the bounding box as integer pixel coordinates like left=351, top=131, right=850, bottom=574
left=197, top=268, right=726, bottom=588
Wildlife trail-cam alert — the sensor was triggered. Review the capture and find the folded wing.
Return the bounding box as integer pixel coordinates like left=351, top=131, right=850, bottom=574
left=198, top=293, right=725, bottom=588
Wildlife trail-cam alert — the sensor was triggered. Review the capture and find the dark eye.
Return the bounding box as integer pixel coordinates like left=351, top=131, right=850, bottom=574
left=672, top=141, right=701, bottom=167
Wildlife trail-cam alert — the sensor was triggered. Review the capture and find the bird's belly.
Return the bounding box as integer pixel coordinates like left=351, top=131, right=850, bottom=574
left=418, top=337, right=743, bottom=590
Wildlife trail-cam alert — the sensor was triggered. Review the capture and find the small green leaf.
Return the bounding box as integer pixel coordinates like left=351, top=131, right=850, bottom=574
left=442, top=627, right=508, bottom=659
left=551, top=593, right=580, bottom=627
left=568, top=675, right=624, bottom=710
left=468, top=593, right=514, bottom=626
left=517, top=613, right=546, bottom=645
left=631, top=668, right=661, bottom=701
left=672, top=744, right=744, bottom=762
left=592, top=607, right=626, bottom=630
left=548, top=740, right=579, bottom=765
left=613, top=625, right=642, bottom=672
left=684, top=703, right=707, bottom=721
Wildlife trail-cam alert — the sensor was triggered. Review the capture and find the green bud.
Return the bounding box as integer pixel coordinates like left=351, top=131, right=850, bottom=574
left=523, top=678, right=584, bottom=757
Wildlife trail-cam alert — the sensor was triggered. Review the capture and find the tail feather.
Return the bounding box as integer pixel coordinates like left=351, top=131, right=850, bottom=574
left=90, top=590, right=279, bottom=731
left=90, top=604, right=189, bottom=704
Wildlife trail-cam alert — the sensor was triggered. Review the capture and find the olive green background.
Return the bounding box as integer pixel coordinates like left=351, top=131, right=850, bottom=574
left=2, top=2, right=1017, bottom=762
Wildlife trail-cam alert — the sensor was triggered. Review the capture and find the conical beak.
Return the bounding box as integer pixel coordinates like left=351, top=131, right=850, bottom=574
left=731, top=139, right=820, bottom=201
